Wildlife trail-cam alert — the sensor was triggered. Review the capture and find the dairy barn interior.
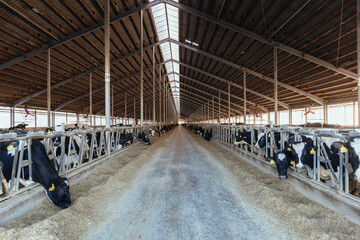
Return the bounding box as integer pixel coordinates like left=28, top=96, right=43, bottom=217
left=1, top=0, right=360, bottom=239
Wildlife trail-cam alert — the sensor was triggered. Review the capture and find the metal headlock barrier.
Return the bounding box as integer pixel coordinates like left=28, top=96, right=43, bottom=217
left=0, top=124, right=161, bottom=199
left=191, top=124, right=360, bottom=198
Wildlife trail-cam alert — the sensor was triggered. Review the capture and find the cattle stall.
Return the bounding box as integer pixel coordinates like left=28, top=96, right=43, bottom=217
left=1, top=0, right=360, bottom=238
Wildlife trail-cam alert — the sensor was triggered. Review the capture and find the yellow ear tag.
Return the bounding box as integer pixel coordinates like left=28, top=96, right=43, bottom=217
left=310, top=148, right=315, bottom=155
left=278, top=140, right=281, bottom=144
left=134, top=137, right=136, bottom=140
left=268, top=133, right=271, bottom=137
left=290, top=161, right=295, bottom=167
left=270, top=159, right=275, bottom=165
left=7, top=145, right=14, bottom=151
left=340, top=145, right=348, bottom=153
left=47, top=130, right=51, bottom=135
left=49, top=183, right=55, bottom=191
left=239, top=135, right=242, bottom=137
left=287, top=148, right=292, bottom=151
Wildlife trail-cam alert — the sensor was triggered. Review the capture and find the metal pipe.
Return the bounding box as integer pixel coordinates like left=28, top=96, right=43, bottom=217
left=289, top=108, right=292, bottom=125
left=90, top=73, right=93, bottom=126
left=159, top=65, right=162, bottom=123
left=111, top=85, right=114, bottom=125
left=218, top=91, right=220, bottom=124
left=212, top=95, right=214, bottom=123
left=228, top=82, right=230, bottom=124
left=163, top=76, right=166, bottom=124
left=124, top=92, right=127, bottom=119
left=140, top=10, right=144, bottom=126
left=152, top=46, right=156, bottom=122
left=243, top=71, right=246, bottom=124
left=358, top=0, right=360, bottom=127
left=47, top=49, right=51, bottom=127
left=274, top=46, right=278, bottom=125
left=104, top=0, right=111, bottom=128
left=134, top=98, right=136, bottom=125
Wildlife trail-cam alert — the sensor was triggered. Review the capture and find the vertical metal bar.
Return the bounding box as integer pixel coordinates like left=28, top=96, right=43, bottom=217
left=345, top=151, right=349, bottom=193
left=212, top=95, right=214, bottom=123
left=243, top=71, right=246, bottom=124
left=159, top=65, right=162, bottom=123
left=111, top=85, right=114, bottom=125
left=353, top=101, right=356, bottom=127
left=152, top=46, right=156, bottom=122
left=134, top=98, right=136, bottom=125
left=140, top=9, right=144, bottom=126
left=289, top=108, right=292, bottom=125
left=228, top=82, right=230, bottom=124
left=358, top=0, right=360, bottom=127
left=124, top=92, right=127, bottom=120
left=274, top=46, right=278, bottom=125
left=47, top=49, right=51, bottom=127
left=90, top=73, right=93, bottom=126
left=163, top=76, right=166, bottom=124
left=218, top=91, right=220, bottom=124
left=104, top=0, right=111, bottom=129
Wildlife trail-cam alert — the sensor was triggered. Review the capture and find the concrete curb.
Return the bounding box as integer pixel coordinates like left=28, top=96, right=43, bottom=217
left=213, top=139, right=360, bottom=225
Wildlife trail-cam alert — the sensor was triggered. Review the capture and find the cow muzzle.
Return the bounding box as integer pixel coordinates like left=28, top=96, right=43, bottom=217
left=278, top=175, right=287, bottom=180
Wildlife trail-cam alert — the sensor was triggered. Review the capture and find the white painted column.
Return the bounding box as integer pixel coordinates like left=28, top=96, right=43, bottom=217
left=47, top=49, right=51, bottom=127
left=89, top=73, right=93, bottom=126
left=358, top=0, right=360, bottom=127
left=134, top=98, right=136, bottom=125
left=140, top=9, right=144, bottom=126
left=323, top=103, right=328, bottom=124
left=212, top=95, right=214, bottom=123
left=218, top=91, right=221, bottom=124
left=159, top=65, right=162, bottom=123
left=289, top=108, right=292, bottom=125
left=228, top=82, right=230, bottom=124
left=104, top=0, right=111, bottom=129
left=274, top=46, right=278, bottom=125
left=152, top=46, right=156, bottom=122
left=243, top=71, right=246, bottom=124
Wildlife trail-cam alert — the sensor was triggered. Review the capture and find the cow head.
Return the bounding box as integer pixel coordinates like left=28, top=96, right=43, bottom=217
left=45, top=177, right=71, bottom=209
left=255, top=132, right=268, bottom=148
left=272, top=152, right=295, bottom=180
left=138, top=132, right=150, bottom=145
left=345, top=137, right=360, bottom=182
left=287, top=142, right=307, bottom=169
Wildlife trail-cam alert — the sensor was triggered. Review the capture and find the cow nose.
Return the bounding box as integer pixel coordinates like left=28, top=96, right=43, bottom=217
left=278, top=175, right=287, bottom=180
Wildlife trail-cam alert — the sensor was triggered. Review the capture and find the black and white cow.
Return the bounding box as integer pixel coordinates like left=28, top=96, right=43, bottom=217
left=0, top=139, right=71, bottom=208
left=204, top=128, right=212, bottom=141
left=138, top=132, right=150, bottom=145
left=255, top=132, right=281, bottom=149
left=271, top=150, right=295, bottom=180
left=234, top=129, right=258, bottom=146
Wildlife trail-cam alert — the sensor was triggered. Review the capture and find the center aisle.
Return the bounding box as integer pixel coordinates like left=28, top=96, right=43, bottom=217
left=86, top=126, right=281, bottom=239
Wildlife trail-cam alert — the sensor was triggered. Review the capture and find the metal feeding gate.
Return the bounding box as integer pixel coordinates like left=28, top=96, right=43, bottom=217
left=197, top=124, right=360, bottom=197
left=0, top=125, right=155, bottom=198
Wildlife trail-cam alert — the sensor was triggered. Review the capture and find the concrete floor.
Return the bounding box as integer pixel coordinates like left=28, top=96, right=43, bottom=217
left=86, top=126, right=277, bottom=240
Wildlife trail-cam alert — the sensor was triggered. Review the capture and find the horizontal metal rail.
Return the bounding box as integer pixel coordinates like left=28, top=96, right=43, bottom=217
left=0, top=124, right=164, bottom=200
left=189, top=123, right=360, bottom=199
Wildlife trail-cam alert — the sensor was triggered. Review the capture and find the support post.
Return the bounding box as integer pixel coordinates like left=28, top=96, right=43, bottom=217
left=124, top=92, right=127, bottom=120
left=159, top=65, right=162, bottom=123
left=111, top=85, right=114, bottom=125
left=47, top=49, right=51, bottom=127
left=243, top=71, right=247, bottom=124
left=228, top=82, right=230, bottom=124
left=90, top=73, right=93, bottom=126
left=104, top=0, right=111, bottom=129
left=289, top=108, right=292, bottom=125
left=212, top=95, right=214, bottom=123
left=218, top=91, right=221, bottom=124
left=152, top=46, right=156, bottom=122
left=140, top=10, right=144, bottom=126
left=358, top=0, right=360, bottom=127
left=163, top=76, right=166, bottom=124
left=34, top=109, right=37, bottom=128
left=134, top=98, right=136, bottom=125
left=323, top=103, right=328, bottom=124
left=274, top=46, right=278, bottom=125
